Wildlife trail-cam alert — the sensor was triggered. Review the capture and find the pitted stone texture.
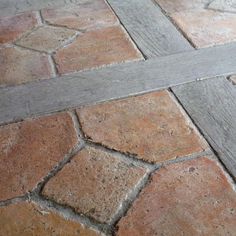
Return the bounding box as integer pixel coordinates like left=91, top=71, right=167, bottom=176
left=117, top=157, right=236, bottom=236
left=53, top=26, right=142, bottom=74
left=0, top=12, right=38, bottom=44
left=155, top=0, right=209, bottom=14
left=208, top=0, right=236, bottom=13
left=0, top=46, right=52, bottom=86
left=16, top=25, right=77, bottom=53
left=77, top=91, right=207, bottom=164
left=0, top=0, right=88, bottom=17
left=0, top=202, right=103, bottom=236
left=0, top=112, right=78, bottom=201
left=42, top=0, right=118, bottom=31
left=42, top=146, right=146, bottom=223
left=172, top=9, right=236, bottom=48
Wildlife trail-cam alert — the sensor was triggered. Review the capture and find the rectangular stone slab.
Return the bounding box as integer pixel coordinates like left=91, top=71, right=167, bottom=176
left=172, top=77, right=236, bottom=179
left=1, top=42, right=236, bottom=125
left=107, top=0, right=193, bottom=57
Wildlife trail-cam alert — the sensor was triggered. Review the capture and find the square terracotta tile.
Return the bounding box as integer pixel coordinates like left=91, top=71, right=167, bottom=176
left=42, top=146, right=146, bottom=223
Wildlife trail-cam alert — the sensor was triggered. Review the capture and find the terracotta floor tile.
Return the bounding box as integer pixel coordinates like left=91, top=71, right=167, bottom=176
left=117, top=157, right=236, bottom=236
left=42, top=146, right=146, bottom=223
left=0, top=46, right=52, bottom=86
left=42, top=0, right=118, bottom=31
left=208, top=0, right=236, bottom=13
left=53, top=26, right=142, bottom=74
left=0, top=11, right=38, bottom=44
left=154, top=0, right=209, bottom=14
left=0, top=201, right=103, bottom=236
left=16, top=25, right=77, bottom=53
left=0, top=112, right=78, bottom=201
left=77, top=91, right=207, bottom=164
left=172, top=9, right=236, bottom=48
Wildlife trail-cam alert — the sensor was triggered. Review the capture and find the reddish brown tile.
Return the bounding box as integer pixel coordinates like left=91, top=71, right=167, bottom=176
left=117, top=157, right=236, bottom=236
left=0, top=12, right=38, bottom=44
left=53, top=26, right=142, bottom=74
left=0, top=201, right=103, bottom=236
left=0, top=112, right=78, bottom=201
left=154, top=0, right=209, bottom=14
left=0, top=46, right=53, bottom=86
left=42, top=0, right=118, bottom=31
left=172, top=9, right=236, bottom=48
left=42, top=146, right=146, bottom=223
left=17, top=25, right=77, bottom=53
left=77, top=91, right=207, bottom=164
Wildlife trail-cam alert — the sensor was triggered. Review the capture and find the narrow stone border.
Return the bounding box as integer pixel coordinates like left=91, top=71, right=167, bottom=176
left=107, top=0, right=193, bottom=58
left=1, top=42, right=236, bottom=125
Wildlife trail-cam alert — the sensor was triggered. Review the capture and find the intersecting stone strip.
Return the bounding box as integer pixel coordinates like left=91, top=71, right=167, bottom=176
left=107, top=0, right=193, bottom=58
left=1, top=42, right=236, bottom=125
left=0, top=112, right=78, bottom=201
left=117, top=157, right=236, bottom=235
left=77, top=90, right=207, bottom=164
left=0, top=201, right=103, bottom=235
left=42, top=146, right=147, bottom=223
left=172, top=77, right=236, bottom=179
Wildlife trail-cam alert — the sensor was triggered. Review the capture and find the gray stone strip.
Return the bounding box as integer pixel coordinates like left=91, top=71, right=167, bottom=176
left=1, top=42, right=236, bottom=125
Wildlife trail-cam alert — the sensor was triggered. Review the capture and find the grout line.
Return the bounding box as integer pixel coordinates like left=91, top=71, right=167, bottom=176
left=35, top=10, right=44, bottom=25
left=29, top=194, right=112, bottom=235
left=86, top=141, right=155, bottom=171
left=0, top=195, right=28, bottom=207
left=48, top=54, right=59, bottom=77
left=69, top=110, right=86, bottom=144
left=109, top=170, right=151, bottom=228
left=32, top=142, right=85, bottom=195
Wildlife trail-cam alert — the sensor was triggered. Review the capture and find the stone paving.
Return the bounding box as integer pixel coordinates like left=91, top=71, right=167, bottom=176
left=0, top=0, right=236, bottom=235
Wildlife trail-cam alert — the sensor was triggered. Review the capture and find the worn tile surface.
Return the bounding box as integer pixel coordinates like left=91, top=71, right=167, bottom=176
left=53, top=26, right=142, bottom=74
left=0, top=201, right=103, bottom=236
left=117, top=157, right=236, bottom=236
left=41, top=0, right=118, bottom=31
left=156, top=0, right=236, bottom=48
left=172, top=9, right=236, bottom=48
left=0, top=46, right=52, bottom=86
left=0, top=112, right=78, bottom=201
left=77, top=91, right=207, bottom=164
left=0, top=12, right=38, bottom=44
left=16, top=25, right=77, bottom=53
left=0, top=0, right=141, bottom=86
left=42, top=146, right=146, bottom=223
